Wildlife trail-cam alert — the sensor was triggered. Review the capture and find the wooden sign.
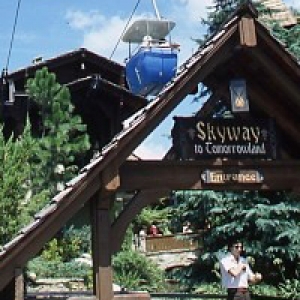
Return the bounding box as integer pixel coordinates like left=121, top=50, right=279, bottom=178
left=201, top=170, right=264, bottom=184
left=172, top=117, right=277, bottom=160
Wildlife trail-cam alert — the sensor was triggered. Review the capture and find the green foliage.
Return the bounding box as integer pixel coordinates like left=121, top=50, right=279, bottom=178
left=199, top=0, right=270, bottom=42
left=0, top=123, right=45, bottom=245
left=27, top=256, right=91, bottom=281
left=121, top=224, right=135, bottom=251
left=271, top=23, right=300, bottom=59
left=250, top=283, right=279, bottom=297
left=171, top=190, right=300, bottom=286
left=27, top=225, right=92, bottom=286
left=112, top=250, right=166, bottom=292
left=200, top=0, right=300, bottom=63
left=36, top=225, right=91, bottom=263
left=26, top=67, right=90, bottom=197
left=194, top=282, right=223, bottom=295
left=279, top=279, right=300, bottom=300
left=134, top=206, right=172, bottom=234
left=201, top=0, right=242, bottom=38
left=0, top=67, right=92, bottom=283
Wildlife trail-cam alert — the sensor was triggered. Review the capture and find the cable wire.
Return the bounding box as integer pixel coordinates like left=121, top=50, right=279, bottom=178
left=6, top=0, right=22, bottom=70
left=109, top=0, right=141, bottom=60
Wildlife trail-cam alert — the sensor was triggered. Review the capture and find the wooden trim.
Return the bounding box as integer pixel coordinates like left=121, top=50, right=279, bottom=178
left=15, top=268, right=24, bottom=300
left=250, top=48, right=300, bottom=110
left=111, top=189, right=170, bottom=254
left=119, top=160, right=300, bottom=191
left=239, top=17, right=257, bottom=47
left=255, top=22, right=300, bottom=76
left=101, top=165, right=120, bottom=194
left=246, top=81, right=300, bottom=149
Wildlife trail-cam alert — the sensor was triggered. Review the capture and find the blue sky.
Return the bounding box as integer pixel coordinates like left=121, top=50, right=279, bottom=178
left=0, top=0, right=299, bottom=159
left=0, top=0, right=214, bottom=71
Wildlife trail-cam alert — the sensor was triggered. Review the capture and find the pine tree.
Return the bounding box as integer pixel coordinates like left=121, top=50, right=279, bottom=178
left=271, top=22, right=300, bottom=59
left=201, top=0, right=300, bottom=61
left=172, top=190, right=300, bottom=284
left=26, top=67, right=90, bottom=197
left=0, top=123, right=43, bottom=245
left=200, top=0, right=244, bottom=40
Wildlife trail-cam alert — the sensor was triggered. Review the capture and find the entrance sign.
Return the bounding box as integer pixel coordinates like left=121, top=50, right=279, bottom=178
left=172, top=117, right=277, bottom=160
left=201, top=170, right=264, bottom=184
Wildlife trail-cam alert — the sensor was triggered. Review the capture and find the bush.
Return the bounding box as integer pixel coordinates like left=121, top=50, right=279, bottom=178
left=27, top=256, right=91, bottom=281
left=279, top=279, right=300, bottom=300
left=113, top=250, right=166, bottom=292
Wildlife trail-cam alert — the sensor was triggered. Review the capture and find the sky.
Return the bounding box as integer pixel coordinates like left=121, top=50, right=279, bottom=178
left=0, top=0, right=299, bottom=159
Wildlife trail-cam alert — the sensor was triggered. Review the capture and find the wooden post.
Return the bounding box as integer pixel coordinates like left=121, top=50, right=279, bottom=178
left=91, top=192, right=114, bottom=300
left=0, top=279, right=15, bottom=300
left=15, top=268, right=24, bottom=300
left=239, top=16, right=257, bottom=47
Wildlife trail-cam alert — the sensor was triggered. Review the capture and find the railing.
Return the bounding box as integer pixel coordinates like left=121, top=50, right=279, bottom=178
left=145, top=232, right=202, bottom=253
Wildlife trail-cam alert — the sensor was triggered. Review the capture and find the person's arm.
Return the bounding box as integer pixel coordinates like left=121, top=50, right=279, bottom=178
left=245, top=260, right=263, bottom=283
left=228, top=263, right=247, bottom=277
left=249, top=272, right=263, bottom=283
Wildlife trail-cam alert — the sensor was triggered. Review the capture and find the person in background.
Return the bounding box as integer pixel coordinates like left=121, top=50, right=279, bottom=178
left=182, top=221, right=192, bottom=233
left=219, top=240, right=262, bottom=300
left=149, top=222, right=161, bottom=236
left=138, top=227, right=147, bottom=252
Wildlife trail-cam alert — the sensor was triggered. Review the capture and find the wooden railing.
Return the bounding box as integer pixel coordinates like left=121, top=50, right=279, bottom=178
left=145, top=232, right=202, bottom=253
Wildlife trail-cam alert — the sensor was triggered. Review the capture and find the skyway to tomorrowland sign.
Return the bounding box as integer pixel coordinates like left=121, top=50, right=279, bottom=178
left=172, top=117, right=277, bottom=160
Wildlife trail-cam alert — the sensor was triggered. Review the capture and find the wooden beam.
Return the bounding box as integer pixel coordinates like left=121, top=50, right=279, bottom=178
left=239, top=17, right=257, bottom=47
left=111, top=189, right=170, bottom=254
left=15, top=268, right=24, bottom=300
left=119, top=160, right=300, bottom=191
left=250, top=48, right=300, bottom=110
left=255, top=21, right=300, bottom=76
left=246, top=81, right=300, bottom=149
left=101, top=164, right=120, bottom=193
left=91, top=193, right=114, bottom=300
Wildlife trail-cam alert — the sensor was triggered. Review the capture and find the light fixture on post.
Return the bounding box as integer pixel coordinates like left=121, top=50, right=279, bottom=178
left=230, top=79, right=249, bottom=113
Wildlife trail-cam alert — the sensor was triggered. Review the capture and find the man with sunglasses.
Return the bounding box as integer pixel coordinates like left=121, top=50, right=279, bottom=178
left=220, top=240, right=262, bottom=300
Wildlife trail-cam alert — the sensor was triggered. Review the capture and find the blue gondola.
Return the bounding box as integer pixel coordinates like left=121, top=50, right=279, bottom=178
left=122, top=12, right=179, bottom=97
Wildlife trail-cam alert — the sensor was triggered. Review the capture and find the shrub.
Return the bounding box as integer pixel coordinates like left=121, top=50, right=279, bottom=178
left=112, top=250, right=166, bottom=292
left=27, top=257, right=91, bottom=280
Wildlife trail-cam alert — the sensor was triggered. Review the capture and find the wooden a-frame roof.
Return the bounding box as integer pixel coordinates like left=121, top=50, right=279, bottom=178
left=5, top=47, right=147, bottom=114
left=1, top=1, right=300, bottom=292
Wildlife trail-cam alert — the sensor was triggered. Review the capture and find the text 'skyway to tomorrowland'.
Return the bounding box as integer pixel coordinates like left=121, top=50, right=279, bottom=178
left=172, top=117, right=277, bottom=160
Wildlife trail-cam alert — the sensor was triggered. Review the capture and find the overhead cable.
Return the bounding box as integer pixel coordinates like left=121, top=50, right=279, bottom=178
left=6, top=0, right=22, bottom=71
left=109, top=0, right=141, bottom=60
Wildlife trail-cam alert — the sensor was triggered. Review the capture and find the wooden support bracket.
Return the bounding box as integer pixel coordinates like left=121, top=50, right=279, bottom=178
left=101, top=164, right=120, bottom=194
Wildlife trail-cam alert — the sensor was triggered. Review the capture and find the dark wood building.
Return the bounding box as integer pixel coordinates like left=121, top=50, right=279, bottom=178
left=0, top=48, right=147, bottom=153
